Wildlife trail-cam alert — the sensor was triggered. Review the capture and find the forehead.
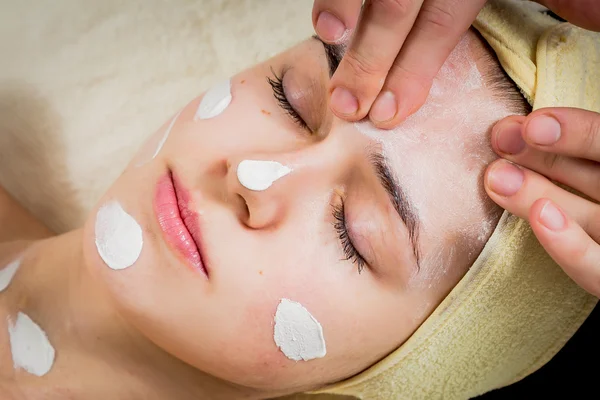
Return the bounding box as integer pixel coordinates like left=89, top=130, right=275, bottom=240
left=351, top=34, right=513, bottom=280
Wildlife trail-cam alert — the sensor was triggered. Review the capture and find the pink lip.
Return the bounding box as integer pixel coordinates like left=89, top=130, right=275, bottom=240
left=154, top=172, right=208, bottom=277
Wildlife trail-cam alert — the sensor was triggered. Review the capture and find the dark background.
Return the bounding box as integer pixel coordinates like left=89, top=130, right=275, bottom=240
left=475, top=302, right=599, bottom=398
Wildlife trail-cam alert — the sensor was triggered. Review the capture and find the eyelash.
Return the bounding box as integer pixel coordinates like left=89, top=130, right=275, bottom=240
left=267, top=67, right=310, bottom=131
left=267, top=68, right=364, bottom=273
left=332, top=200, right=367, bottom=274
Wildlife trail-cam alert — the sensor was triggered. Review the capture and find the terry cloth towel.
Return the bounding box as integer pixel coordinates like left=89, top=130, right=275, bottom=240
left=305, top=1, right=600, bottom=399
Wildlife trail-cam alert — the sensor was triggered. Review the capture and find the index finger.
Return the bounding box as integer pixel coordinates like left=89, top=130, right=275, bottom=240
left=328, top=0, right=425, bottom=122
left=312, top=0, right=363, bottom=44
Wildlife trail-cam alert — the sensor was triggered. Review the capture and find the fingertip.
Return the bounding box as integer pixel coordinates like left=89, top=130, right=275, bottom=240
left=369, top=91, right=398, bottom=127
left=483, top=160, right=499, bottom=193
left=534, top=198, right=568, bottom=233
left=315, top=11, right=349, bottom=44
left=390, top=78, right=431, bottom=124
left=492, top=120, right=525, bottom=156
left=523, top=114, right=562, bottom=146
left=483, top=161, right=507, bottom=208
left=329, top=86, right=363, bottom=120
left=492, top=116, right=526, bottom=137
left=369, top=92, right=420, bottom=129
left=529, top=198, right=548, bottom=220
left=529, top=198, right=550, bottom=233
left=485, top=159, right=524, bottom=198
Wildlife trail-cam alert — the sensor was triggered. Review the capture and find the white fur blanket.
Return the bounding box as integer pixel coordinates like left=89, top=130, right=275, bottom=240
left=0, top=0, right=313, bottom=233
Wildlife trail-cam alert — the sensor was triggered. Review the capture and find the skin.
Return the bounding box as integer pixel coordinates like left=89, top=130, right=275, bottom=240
left=0, top=187, right=53, bottom=242
left=0, top=31, right=514, bottom=399
left=313, top=0, right=600, bottom=300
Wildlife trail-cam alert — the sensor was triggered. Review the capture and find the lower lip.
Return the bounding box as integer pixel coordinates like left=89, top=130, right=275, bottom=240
left=154, top=172, right=208, bottom=277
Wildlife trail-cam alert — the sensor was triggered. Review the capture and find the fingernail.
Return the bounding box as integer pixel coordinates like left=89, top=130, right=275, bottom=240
left=527, top=115, right=561, bottom=145
left=487, top=161, right=524, bottom=196
left=495, top=121, right=525, bottom=155
left=331, top=87, right=358, bottom=116
left=539, top=200, right=566, bottom=231
left=371, top=91, right=397, bottom=123
left=316, top=11, right=346, bottom=43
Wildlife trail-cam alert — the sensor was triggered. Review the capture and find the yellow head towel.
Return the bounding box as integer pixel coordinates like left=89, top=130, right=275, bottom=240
left=302, top=1, right=600, bottom=399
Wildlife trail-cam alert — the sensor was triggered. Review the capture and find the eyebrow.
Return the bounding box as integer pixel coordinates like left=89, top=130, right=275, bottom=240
left=369, top=152, right=421, bottom=269
left=312, top=35, right=422, bottom=269
left=312, top=35, right=345, bottom=77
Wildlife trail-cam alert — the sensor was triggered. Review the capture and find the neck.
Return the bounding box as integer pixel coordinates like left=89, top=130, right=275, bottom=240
left=1, top=231, right=262, bottom=400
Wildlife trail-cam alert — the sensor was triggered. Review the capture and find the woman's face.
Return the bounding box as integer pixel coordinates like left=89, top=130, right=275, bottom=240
left=82, top=32, right=512, bottom=394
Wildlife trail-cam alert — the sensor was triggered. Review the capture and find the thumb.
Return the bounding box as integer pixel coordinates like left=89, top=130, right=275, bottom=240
left=535, top=0, right=600, bottom=31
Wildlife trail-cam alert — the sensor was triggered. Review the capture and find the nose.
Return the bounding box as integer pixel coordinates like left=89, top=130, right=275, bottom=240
left=226, top=149, right=337, bottom=230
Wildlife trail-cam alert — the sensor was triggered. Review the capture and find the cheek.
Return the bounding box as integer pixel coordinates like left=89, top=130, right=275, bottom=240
left=212, top=242, right=350, bottom=385
left=174, top=72, right=299, bottom=154
left=197, top=277, right=333, bottom=389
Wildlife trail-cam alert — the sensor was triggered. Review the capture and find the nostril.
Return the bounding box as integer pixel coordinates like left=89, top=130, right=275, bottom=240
left=237, top=194, right=250, bottom=221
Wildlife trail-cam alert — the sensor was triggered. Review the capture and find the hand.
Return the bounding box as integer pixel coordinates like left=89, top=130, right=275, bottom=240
left=312, top=0, right=486, bottom=128
left=312, top=0, right=600, bottom=129
left=485, top=108, right=600, bottom=297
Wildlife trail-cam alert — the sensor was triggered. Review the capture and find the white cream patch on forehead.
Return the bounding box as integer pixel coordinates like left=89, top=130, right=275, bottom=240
left=355, top=34, right=485, bottom=142
left=194, top=79, right=232, bottom=120
left=8, top=312, right=55, bottom=376
left=0, top=256, right=21, bottom=292
left=94, top=200, right=143, bottom=270
left=351, top=33, right=516, bottom=290
left=273, top=298, right=326, bottom=361
left=237, top=160, right=292, bottom=191
left=435, top=34, right=483, bottom=91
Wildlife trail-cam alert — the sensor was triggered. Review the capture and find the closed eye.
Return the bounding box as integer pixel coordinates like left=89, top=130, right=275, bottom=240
left=267, top=67, right=311, bottom=133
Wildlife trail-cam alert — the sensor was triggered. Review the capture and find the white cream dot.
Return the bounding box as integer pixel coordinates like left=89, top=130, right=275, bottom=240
left=195, top=79, right=232, bottom=120
left=273, top=298, right=326, bottom=361
left=237, top=160, right=292, bottom=191
left=94, top=201, right=143, bottom=270
left=8, top=312, right=55, bottom=376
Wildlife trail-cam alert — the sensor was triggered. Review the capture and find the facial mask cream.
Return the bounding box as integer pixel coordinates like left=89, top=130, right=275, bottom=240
left=8, top=312, right=55, bottom=376
left=0, top=257, right=21, bottom=292
left=237, top=160, right=292, bottom=191
left=273, top=298, right=326, bottom=361
left=152, top=110, right=181, bottom=159
left=94, top=200, right=143, bottom=270
left=195, top=79, right=232, bottom=120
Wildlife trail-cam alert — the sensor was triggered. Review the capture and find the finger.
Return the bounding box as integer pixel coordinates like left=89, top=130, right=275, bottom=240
left=518, top=108, right=600, bottom=162
left=492, top=117, right=600, bottom=201
left=484, top=159, right=600, bottom=241
left=369, top=0, right=487, bottom=128
left=312, top=0, right=363, bottom=44
left=535, top=0, right=600, bottom=32
left=529, top=198, right=600, bottom=297
left=329, top=0, right=425, bottom=122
